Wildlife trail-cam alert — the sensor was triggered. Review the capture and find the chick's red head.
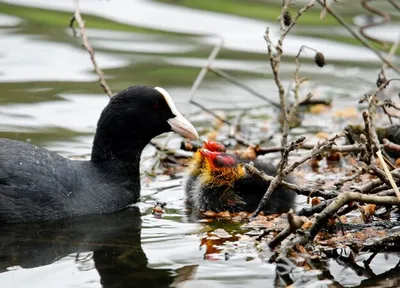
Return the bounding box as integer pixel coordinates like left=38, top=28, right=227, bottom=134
left=187, top=141, right=226, bottom=176
left=199, top=149, right=236, bottom=168
left=199, top=149, right=245, bottom=186
left=202, top=140, right=226, bottom=153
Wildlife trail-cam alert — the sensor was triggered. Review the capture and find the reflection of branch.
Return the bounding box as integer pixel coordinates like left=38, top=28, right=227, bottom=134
left=334, top=166, right=367, bottom=188
left=388, top=0, right=400, bottom=11
left=316, top=0, right=400, bottom=75
left=70, top=0, right=113, bottom=98
left=188, top=37, right=226, bottom=122
left=268, top=211, right=305, bottom=250
left=360, top=0, right=391, bottom=48
left=208, top=67, right=280, bottom=108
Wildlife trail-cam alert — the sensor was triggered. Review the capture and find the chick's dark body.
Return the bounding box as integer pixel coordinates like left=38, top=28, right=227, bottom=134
left=197, top=159, right=295, bottom=213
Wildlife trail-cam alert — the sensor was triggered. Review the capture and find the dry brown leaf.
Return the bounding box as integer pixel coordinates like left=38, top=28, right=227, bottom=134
left=355, top=231, right=366, bottom=241
left=334, top=107, right=358, bottom=119
left=339, top=215, right=348, bottom=224
left=301, top=220, right=313, bottom=230
left=315, top=131, right=329, bottom=139
left=326, top=151, right=341, bottom=162
left=296, top=244, right=308, bottom=255
left=217, top=211, right=231, bottom=218
left=309, top=104, right=330, bottom=114
left=311, top=197, right=321, bottom=206
left=203, top=211, right=218, bottom=217
left=395, top=158, right=400, bottom=167
left=327, top=217, right=336, bottom=227
left=364, top=204, right=377, bottom=216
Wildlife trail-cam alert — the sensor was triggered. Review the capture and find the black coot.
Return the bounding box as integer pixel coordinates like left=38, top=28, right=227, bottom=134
left=0, top=86, right=198, bottom=223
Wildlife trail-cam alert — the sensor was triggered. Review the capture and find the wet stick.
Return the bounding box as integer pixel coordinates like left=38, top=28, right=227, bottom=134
left=376, top=150, right=400, bottom=200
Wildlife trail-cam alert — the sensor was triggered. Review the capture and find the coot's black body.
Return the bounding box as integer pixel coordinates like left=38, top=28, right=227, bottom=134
left=186, top=151, right=296, bottom=214
left=0, top=86, right=198, bottom=223
left=0, top=141, right=140, bottom=223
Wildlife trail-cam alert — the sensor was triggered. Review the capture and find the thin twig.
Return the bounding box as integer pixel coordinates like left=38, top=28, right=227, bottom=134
left=277, top=192, right=400, bottom=261
left=251, top=134, right=343, bottom=217
left=265, top=0, right=317, bottom=152
left=360, top=0, right=391, bottom=48
left=244, top=163, right=339, bottom=199
left=268, top=211, right=305, bottom=250
left=208, top=67, right=280, bottom=108
left=72, top=0, right=113, bottom=97
left=376, top=150, right=400, bottom=200
left=187, top=37, right=230, bottom=124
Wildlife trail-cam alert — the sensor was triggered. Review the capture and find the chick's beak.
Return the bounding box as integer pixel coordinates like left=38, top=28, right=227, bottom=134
left=168, top=114, right=199, bottom=140
left=199, top=148, right=210, bottom=157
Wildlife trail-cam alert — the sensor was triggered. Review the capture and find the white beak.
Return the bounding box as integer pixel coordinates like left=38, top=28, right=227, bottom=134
left=168, top=114, right=199, bottom=140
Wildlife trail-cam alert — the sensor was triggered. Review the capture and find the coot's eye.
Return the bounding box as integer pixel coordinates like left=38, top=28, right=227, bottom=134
left=153, top=103, right=160, bottom=111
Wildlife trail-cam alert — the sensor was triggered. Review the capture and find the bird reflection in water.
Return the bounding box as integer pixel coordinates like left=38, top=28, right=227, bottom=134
left=0, top=207, right=197, bottom=288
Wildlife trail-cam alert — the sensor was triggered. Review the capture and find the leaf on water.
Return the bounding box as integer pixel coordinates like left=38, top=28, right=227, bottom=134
left=311, top=197, right=321, bottom=206
left=309, top=104, right=330, bottom=114
left=217, top=211, right=231, bottom=218
left=334, top=107, right=358, bottom=119
left=326, top=151, right=341, bottom=162
left=315, top=131, right=329, bottom=139
left=203, top=210, right=218, bottom=217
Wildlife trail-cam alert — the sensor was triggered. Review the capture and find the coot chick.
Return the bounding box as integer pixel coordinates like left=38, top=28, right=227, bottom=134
left=184, top=140, right=226, bottom=206
left=0, top=86, right=198, bottom=223
left=345, top=124, right=400, bottom=158
left=190, top=149, right=296, bottom=214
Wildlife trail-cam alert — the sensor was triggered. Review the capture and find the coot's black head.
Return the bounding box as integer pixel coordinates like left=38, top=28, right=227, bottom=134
left=92, top=85, right=198, bottom=162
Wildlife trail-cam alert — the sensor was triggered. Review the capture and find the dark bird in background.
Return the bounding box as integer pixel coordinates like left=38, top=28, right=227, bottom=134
left=345, top=124, right=400, bottom=158
left=185, top=147, right=296, bottom=214
left=0, top=85, right=198, bottom=224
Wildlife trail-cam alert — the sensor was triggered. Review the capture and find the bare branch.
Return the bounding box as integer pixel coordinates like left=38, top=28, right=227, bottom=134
left=72, top=0, right=113, bottom=98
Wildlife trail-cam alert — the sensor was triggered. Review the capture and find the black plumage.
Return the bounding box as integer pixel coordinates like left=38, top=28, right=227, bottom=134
left=0, top=85, right=198, bottom=223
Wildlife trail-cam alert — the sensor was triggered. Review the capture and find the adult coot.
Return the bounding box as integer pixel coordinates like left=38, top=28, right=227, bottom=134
left=0, top=86, right=198, bottom=223
left=187, top=149, right=296, bottom=214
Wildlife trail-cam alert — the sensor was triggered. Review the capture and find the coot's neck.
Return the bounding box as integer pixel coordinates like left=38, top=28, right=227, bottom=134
left=90, top=133, right=148, bottom=180
left=91, top=129, right=148, bottom=160
left=88, top=136, right=144, bottom=205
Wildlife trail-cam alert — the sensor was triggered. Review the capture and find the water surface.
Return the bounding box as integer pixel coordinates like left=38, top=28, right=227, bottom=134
left=0, top=1, right=399, bottom=287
